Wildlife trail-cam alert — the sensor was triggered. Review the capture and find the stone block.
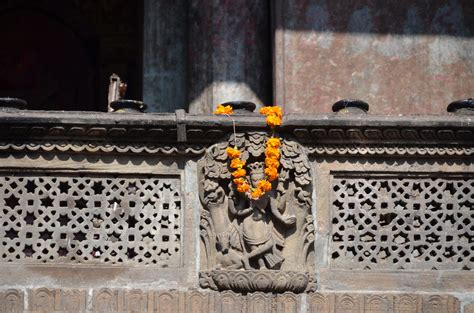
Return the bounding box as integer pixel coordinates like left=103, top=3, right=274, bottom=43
left=0, top=289, right=24, bottom=313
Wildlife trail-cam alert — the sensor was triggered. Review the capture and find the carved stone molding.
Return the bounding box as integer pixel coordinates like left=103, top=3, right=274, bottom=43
left=0, top=141, right=207, bottom=156
left=28, top=288, right=86, bottom=312
left=2, top=140, right=472, bottom=158
left=198, top=132, right=314, bottom=293
left=199, top=270, right=315, bottom=293
left=0, top=288, right=464, bottom=312
left=0, top=289, right=24, bottom=313
left=307, top=293, right=460, bottom=313
left=291, top=127, right=473, bottom=143
left=306, top=144, right=474, bottom=157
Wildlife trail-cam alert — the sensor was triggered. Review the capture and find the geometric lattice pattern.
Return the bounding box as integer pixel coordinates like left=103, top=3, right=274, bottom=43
left=0, top=173, right=182, bottom=266
left=331, top=176, right=473, bottom=270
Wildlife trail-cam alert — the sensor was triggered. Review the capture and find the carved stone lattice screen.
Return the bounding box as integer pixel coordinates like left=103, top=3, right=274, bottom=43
left=0, top=173, right=182, bottom=266
left=330, top=175, right=474, bottom=270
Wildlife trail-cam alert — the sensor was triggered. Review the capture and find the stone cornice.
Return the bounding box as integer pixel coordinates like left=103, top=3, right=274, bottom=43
left=0, top=110, right=471, bottom=147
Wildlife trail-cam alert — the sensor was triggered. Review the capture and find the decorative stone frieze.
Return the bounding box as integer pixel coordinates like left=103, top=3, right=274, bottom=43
left=198, top=132, right=314, bottom=293
left=306, top=144, right=474, bottom=157
left=0, top=141, right=207, bottom=156
left=307, top=293, right=460, bottom=313
left=0, top=289, right=464, bottom=312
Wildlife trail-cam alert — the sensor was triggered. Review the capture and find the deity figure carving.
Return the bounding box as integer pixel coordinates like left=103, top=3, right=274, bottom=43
left=198, top=132, right=314, bottom=293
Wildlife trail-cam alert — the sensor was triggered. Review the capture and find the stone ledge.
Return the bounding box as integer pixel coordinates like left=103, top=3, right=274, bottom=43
left=0, top=110, right=471, bottom=145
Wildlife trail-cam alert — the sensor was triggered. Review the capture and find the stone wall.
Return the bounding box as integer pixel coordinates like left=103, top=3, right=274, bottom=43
left=273, top=0, right=474, bottom=115
left=0, top=109, right=472, bottom=312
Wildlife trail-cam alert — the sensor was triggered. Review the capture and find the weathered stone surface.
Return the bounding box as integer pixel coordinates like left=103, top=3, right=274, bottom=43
left=274, top=0, right=474, bottom=115
left=58, top=289, right=87, bottom=312
left=464, top=302, right=474, bottom=313
left=29, top=288, right=55, bottom=312
left=0, top=289, right=24, bottom=313
left=306, top=293, right=460, bottom=313
left=2, top=289, right=465, bottom=312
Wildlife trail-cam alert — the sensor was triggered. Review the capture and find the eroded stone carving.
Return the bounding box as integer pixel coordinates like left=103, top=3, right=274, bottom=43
left=0, top=289, right=24, bottom=313
left=198, top=132, right=314, bottom=293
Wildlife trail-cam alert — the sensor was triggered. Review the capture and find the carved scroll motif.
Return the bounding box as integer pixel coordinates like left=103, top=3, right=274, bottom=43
left=198, top=132, right=314, bottom=293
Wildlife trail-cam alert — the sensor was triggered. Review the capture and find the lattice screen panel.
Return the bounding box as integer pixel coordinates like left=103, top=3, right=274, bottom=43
left=330, top=175, right=473, bottom=270
left=0, top=173, right=182, bottom=266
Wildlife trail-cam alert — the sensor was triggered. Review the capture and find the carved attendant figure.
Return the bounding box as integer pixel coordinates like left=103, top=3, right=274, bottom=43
left=199, top=177, right=244, bottom=269
left=238, top=162, right=296, bottom=270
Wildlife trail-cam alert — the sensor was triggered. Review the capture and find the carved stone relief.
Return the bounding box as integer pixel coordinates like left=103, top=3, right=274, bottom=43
left=198, top=132, right=314, bottom=293
left=0, top=289, right=24, bottom=313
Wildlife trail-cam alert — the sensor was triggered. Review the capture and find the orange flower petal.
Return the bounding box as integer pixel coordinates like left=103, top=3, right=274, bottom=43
left=230, top=158, right=246, bottom=169
left=251, top=188, right=263, bottom=199
left=267, top=137, right=281, bottom=148
left=257, top=180, right=272, bottom=192
left=237, top=183, right=250, bottom=193
left=231, top=168, right=247, bottom=178
left=226, top=147, right=241, bottom=159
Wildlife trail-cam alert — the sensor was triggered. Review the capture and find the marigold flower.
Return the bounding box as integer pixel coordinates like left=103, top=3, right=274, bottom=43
left=251, top=188, right=263, bottom=199
left=214, top=104, right=233, bottom=115
left=231, top=168, right=246, bottom=178
left=226, top=147, right=241, bottom=159
left=265, top=147, right=280, bottom=159
left=266, top=115, right=282, bottom=127
left=237, top=183, right=250, bottom=193
left=267, top=137, right=281, bottom=148
left=272, top=106, right=283, bottom=118
left=259, top=106, right=270, bottom=115
left=233, top=177, right=245, bottom=185
left=265, top=167, right=278, bottom=181
left=257, top=180, right=272, bottom=192
left=260, top=106, right=282, bottom=117
left=265, top=157, right=280, bottom=169
left=230, top=158, right=246, bottom=169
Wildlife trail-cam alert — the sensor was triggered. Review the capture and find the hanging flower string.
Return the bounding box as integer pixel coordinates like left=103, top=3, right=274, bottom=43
left=213, top=104, right=282, bottom=199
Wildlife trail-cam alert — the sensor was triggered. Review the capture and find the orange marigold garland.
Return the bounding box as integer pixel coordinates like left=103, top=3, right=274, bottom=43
left=214, top=104, right=283, bottom=199
left=259, top=106, right=282, bottom=127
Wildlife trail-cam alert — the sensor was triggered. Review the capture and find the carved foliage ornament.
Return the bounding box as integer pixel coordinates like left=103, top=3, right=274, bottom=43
left=198, top=132, right=314, bottom=293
